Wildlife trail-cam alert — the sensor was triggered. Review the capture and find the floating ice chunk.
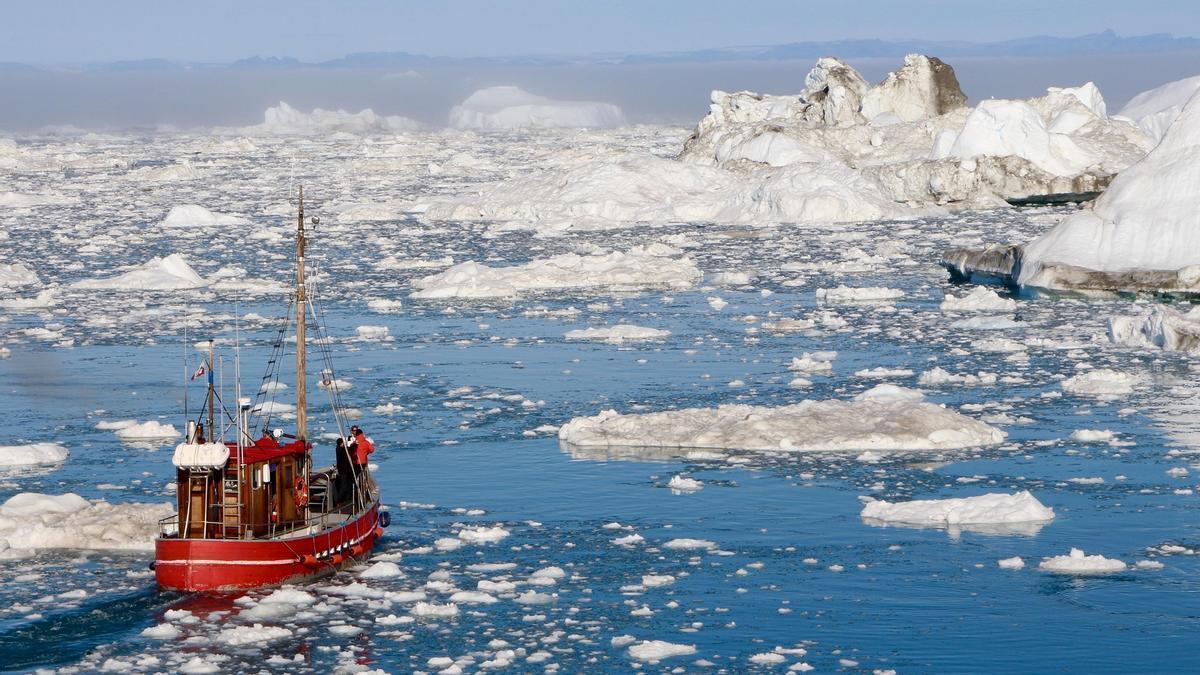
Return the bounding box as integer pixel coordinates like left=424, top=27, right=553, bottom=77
left=861, top=491, right=1054, bottom=530
left=667, top=475, right=703, bottom=493
left=72, top=254, right=208, bottom=291
left=918, top=368, right=997, bottom=387
left=663, top=538, right=716, bottom=550
left=450, top=86, right=625, bottom=129
left=750, top=653, right=787, bottom=665
left=1136, top=560, right=1165, bottom=570
left=1069, top=429, right=1115, bottom=443
left=940, top=287, right=1017, bottom=312
left=612, top=533, right=645, bottom=546
left=1061, top=369, right=1138, bottom=396
left=642, top=574, right=676, bottom=587
left=627, top=640, right=697, bottom=662
left=360, top=561, right=403, bottom=579
left=853, top=367, right=915, bottom=379
left=412, top=247, right=701, bottom=299
left=217, top=624, right=292, bottom=646
left=457, top=525, right=510, bottom=544
left=0, top=443, right=68, bottom=467
left=564, top=325, right=670, bottom=344
left=449, top=591, right=498, bottom=604
left=789, top=351, right=836, bottom=374
left=1109, top=306, right=1200, bottom=353
left=0, top=263, right=40, bottom=288
left=1039, top=548, right=1127, bottom=574
left=853, top=384, right=924, bottom=403
left=355, top=325, right=391, bottom=340
left=141, top=623, right=181, bottom=639
left=411, top=601, right=459, bottom=618
left=816, top=286, right=903, bottom=303
left=114, top=421, right=180, bottom=440
left=514, top=590, right=555, bottom=605
left=997, top=556, right=1026, bottom=569
left=161, top=204, right=249, bottom=228
left=560, top=395, right=1005, bottom=453
left=0, top=289, right=58, bottom=310
left=0, top=492, right=172, bottom=553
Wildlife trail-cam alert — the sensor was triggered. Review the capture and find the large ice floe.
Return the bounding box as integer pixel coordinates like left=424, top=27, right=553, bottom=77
left=236, top=101, right=420, bottom=135
left=1109, top=306, right=1200, bottom=353
left=449, top=86, right=626, bottom=129
left=0, top=492, right=172, bottom=559
left=0, top=442, right=69, bottom=468
left=559, top=386, right=1004, bottom=453
left=410, top=245, right=701, bottom=299
left=861, top=491, right=1055, bottom=535
left=946, top=79, right=1200, bottom=292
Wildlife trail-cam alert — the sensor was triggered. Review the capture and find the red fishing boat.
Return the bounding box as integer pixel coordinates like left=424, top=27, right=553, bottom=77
left=154, top=188, right=388, bottom=591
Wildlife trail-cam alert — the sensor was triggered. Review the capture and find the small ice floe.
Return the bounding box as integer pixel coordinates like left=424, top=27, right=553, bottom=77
left=642, top=574, right=675, bottom=587
left=217, top=624, right=293, bottom=646
left=612, top=533, right=645, bottom=546
left=366, top=298, right=404, bottom=313
left=0, top=492, right=172, bottom=558
left=238, top=588, right=317, bottom=621
left=563, top=325, right=670, bottom=344
left=707, top=296, right=729, bottom=310
left=918, top=367, right=997, bottom=386
left=627, top=640, right=697, bottom=662
left=456, top=525, right=510, bottom=544
left=112, top=421, right=180, bottom=441
left=0, top=443, right=68, bottom=468
left=0, top=262, right=40, bottom=288
left=789, top=351, right=836, bottom=374
left=161, top=204, right=249, bottom=228
left=853, top=367, right=914, bottom=379
left=861, top=491, right=1054, bottom=535
left=940, top=286, right=1018, bottom=312
left=360, top=561, right=403, bottom=579
left=1061, top=369, right=1139, bottom=396
left=667, top=475, right=703, bottom=493
left=1039, top=548, right=1126, bottom=574
left=663, top=538, right=717, bottom=550
left=411, top=602, right=460, bottom=618
left=997, top=556, right=1026, bottom=569
left=355, top=325, right=391, bottom=340
left=1070, top=429, right=1115, bottom=443
left=816, top=286, right=904, bottom=303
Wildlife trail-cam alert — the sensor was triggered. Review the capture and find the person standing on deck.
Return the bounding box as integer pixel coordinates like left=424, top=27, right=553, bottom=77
left=334, top=437, right=355, bottom=505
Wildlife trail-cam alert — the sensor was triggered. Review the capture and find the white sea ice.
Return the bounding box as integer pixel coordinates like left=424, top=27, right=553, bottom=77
left=1109, top=306, right=1200, bottom=353
left=1039, top=548, right=1127, bottom=574
left=667, top=475, right=703, bottom=493
left=563, top=325, right=671, bottom=344
left=449, top=86, right=625, bottom=130
left=861, top=491, right=1054, bottom=531
left=217, top=624, right=292, bottom=646
left=663, top=538, right=716, bottom=550
left=816, top=286, right=904, bottom=303
left=411, top=246, right=701, bottom=299
left=0, top=263, right=39, bottom=288
left=627, top=640, right=697, bottom=662
left=0, top=443, right=69, bottom=467
left=0, top=492, right=172, bottom=555
left=788, top=351, right=836, bottom=374
left=411, top=602, right=460, bottom=618
left=456, top=525, right=510, bottom=544
left=560, top=391, right=1005, bottom=452
left=360, top=561, right=403, bottom=579
left=72, top=254, right=208, bottom=291
left=114, top=421, right=180, bottom=440
left=939, top=287, right=1017, bottom=312
left=1060, top=369, right=1138, bottom=396
left=997, top=556, right=1026, bottom=569
left=160, top=204, right=248, bottom=228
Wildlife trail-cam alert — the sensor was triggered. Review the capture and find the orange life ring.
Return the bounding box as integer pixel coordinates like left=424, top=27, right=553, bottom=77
left=294, top=476, right=309, bottom=508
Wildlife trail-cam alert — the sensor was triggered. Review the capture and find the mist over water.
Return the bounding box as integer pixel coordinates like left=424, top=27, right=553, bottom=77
left=4, top=51, right=1199, bottom=132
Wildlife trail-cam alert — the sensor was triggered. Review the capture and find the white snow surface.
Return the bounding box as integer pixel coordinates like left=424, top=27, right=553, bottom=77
left=449, top=86, right=626, bottom=130
left=0, top=443, right=69, bottom=467
left=940, top=287, right=1017, bottom=312
left=564, top=325, right=671, bottom=343
left=1019, top=87, right=1200, bottom=288
left=1109, top=306, right=1200, bottom=353
left=411, top=246, right=701, bottom=299
left=1060, top=369, right=1138, bottom=396
left=559, top=391, right=1004, bottom=452
left=861, top=491, right=1054, bottom=528
left=0, top=263, right=39, bottom=288
left=114, top=421, right=180, bottom=440
left=161, top=204, right=248, bottom=228
left=244, top=101, right=420, bottom=135
left=627, top=640, right=697, bottom=662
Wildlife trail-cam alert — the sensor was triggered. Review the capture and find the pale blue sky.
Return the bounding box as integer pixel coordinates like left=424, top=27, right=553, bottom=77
left=4, top=0, right=1200, bottom=63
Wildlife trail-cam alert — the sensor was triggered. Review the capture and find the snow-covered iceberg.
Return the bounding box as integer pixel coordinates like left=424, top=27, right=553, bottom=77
left=1014, top=87, right=1200, bottom=291
left=449, top=86, right=625, bottom=130
left=559, top=387, right=1005, bottom=453
left=72, top=254, right=208, bottom=291
left=241, top=101, right=420, bottom=135
left=410, top=246, right=701, bottom=299
left=861, top=491, right=1054, bottom=535
left=1109, top=306, right=1200, bottom=353
left=1119, top=74, right=1200, bottom=143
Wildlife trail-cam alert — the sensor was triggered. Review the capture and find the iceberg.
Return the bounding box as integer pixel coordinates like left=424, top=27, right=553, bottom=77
left=243, top=101, right=420, bottom=135
left=1109, top=306, right=1200, bottom=353
left=1119, top=74, right=1200, bottom=143
left=72, top=254, right=208, bottom=291
left=449, top=86, right=625, bottom=129
left=1015, top=87, right=1200, bottom=291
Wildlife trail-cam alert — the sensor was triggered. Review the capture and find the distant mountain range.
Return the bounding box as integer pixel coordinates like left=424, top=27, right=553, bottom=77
left=16, top=30, right=1200, bottom=73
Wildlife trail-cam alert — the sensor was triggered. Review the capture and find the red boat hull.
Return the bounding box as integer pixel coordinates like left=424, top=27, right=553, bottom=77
left=155, top=503, right=382, bottom=591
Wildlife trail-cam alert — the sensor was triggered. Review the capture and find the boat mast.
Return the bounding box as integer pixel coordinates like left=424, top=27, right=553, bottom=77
left=206, top=339, right=215, bottom=442
left=295, top=186, right=308, bottom=442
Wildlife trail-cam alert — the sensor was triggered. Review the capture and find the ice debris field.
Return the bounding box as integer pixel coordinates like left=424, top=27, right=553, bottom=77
left=2, top=58, right=1200, bottom=672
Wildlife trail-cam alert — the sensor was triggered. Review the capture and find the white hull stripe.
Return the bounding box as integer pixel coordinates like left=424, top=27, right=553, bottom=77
left=156, top=558, right=298, bottom=566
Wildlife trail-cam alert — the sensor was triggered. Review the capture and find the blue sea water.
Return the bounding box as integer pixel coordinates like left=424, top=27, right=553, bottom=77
left=0, top=130, right=1198, bottom=673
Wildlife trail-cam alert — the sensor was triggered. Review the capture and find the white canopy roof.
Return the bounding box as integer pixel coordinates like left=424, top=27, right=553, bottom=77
left=172, top=442, right=229, bottom=470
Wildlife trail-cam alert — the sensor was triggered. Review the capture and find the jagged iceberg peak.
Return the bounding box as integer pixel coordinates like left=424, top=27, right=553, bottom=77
left=861, top=54, right=967, bottom=123
left=1119, top=74, right=1200, bottom=143
left=801, top=57, right=871, bottom=127
left=1016, top=86, right=1200, bottom=290
left=448, top=86, right=626, bottom=130
left=244, top=101, right=421, bottom=135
